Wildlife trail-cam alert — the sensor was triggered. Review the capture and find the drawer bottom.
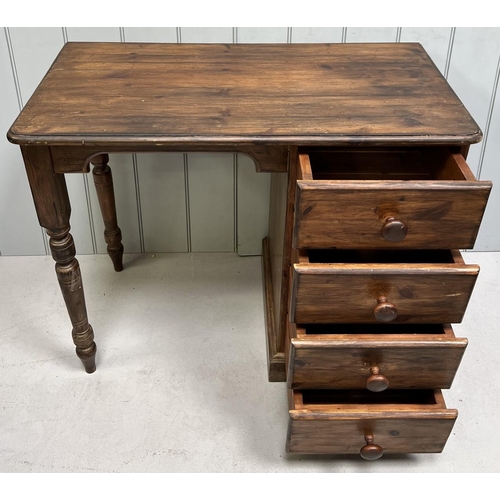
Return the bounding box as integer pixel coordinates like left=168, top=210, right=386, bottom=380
left=287, top=389, right=457, bottom=458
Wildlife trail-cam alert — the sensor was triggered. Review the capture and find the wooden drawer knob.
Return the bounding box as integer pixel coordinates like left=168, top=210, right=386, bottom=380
left=366, top=365, right=389, bottom=392
left=373, top=296, right=398, bottom=322
left=381, top=216, right=408, bottom=242
left=360, top=434, right=384, bottom=460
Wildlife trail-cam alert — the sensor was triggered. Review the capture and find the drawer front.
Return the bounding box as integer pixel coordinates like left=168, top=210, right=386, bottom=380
left=294, top=153, right=491, bottom=250
left=291, top=260, right=478, bottom=324
left=287, top=389, right=457, bottom=455
left=287, top=414, right=456, bottom=455
left=288, top=324, right=467, bottom=390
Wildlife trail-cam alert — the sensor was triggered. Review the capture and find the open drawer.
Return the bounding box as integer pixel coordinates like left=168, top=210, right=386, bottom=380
left=288, top=323, right=467, bottom=390
left=290, top=248, right=479, bottom=324
left=287, top=389, right=457, bottom=458
left=294, top=148, right=491, bottom=249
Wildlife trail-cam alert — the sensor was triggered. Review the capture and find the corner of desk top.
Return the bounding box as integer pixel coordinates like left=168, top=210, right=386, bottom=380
left=6, top=127, right=25, bottom=146
left=6, top=128, right=54, bottom=149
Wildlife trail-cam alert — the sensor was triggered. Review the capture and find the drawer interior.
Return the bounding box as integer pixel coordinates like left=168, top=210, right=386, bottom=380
left=301, top=323, right=447, bottom=335
left=304, top=248, right=461, bottom=264
left=301, top=147, right=475, bottom=181
left=300, top=389, right=437, bottom=406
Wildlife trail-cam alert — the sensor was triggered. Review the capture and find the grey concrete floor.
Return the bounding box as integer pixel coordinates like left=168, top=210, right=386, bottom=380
left=0, top=251, right=499, bottom=472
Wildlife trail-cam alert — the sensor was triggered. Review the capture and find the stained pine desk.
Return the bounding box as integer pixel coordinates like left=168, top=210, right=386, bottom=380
left=8, top=42, right=489, bottom=458
left=8, top=43, right=484, bottom=402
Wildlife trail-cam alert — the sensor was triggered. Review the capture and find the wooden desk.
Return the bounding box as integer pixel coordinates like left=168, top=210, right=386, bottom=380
left=7, top=42, right=490, bottom=458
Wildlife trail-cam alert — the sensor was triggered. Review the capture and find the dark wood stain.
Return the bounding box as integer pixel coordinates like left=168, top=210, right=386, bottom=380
left=288, top=324, right=467, bottom=390
left=287, top=389, right=457, bottom=455
left=8, top=42, right=481, bottom=147
left=91, top=154, right=124, bottom=272
left=8, top=43, right=490, bottom=458
left=290, top=249, right=479, bottom=324
left=262, top=237, right=286, bottom=381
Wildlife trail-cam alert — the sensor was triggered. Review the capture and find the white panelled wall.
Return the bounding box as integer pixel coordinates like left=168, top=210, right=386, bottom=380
left=1, top=27, right=499, bottom=256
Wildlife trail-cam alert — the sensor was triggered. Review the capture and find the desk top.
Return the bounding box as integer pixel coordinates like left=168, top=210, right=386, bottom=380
left=8, top=42, right=481, bottom=147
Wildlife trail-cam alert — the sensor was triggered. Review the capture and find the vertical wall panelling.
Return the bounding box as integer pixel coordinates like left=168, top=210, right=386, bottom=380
left=65, top=28, right=121, bottom=42
left=188, top=154, right=235, bottom=252
left=400, top=28, right=453, bottom=75
left=7, top=28, right=64, bottom=103
left=137, top=154, right=188, bottom=253
left=122, top=28, right=177, bottom=43
left=179, top=28, right=233, bottom=43
left=184, top=154, right=192, bottom=252
left=474, top=57, right=500, bottom=251
left=233, top=154, right=238, bottom=253
left=132, top=154, right=145, bottom=253
left=291, top=28, right=343, bottom=43
left=345, top=28, right=398, bottom=42
left=0, top=30, right=46, bottom=255
left=477, top=57, right=500, bottom=180
left=447, top=28, right=500, bottom=176
left=443, top=28, right=456, bottom=80
left=237, top=28, right=289, bottom=43
left=237, top=156, right=271, bottom=256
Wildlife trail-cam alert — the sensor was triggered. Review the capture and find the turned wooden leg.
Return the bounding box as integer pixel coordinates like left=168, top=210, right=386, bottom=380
left=21, top=145, right=97, bottom=373
left=91, top=154, right=124, bottom=272
left=47, top=227, right=97, bottom=373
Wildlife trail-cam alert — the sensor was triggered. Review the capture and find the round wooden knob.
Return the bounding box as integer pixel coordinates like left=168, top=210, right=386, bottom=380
left=381, top=216, right=408, bottom=242
left=360, top=434, right=383, bottom=460
left=366, top=365, right=389, bottom=392
left=373, top=296, right=398, bottom=322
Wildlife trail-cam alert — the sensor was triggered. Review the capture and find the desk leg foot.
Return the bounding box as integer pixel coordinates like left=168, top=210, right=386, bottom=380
left=48, top=227, right=97, bottom=373
left=78, top=339, right=97, bottom=374
left=91, top=154, right=124, bottom=272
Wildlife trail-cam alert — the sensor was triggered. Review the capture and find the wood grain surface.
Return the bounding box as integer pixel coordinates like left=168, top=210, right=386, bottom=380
left=262, top=236, right=285, bottom=381
left=267, top=170, right=289, bottom=358
left=294, top=151, right=491, bottom=249
left=8, top=42, right=481, bottom=146
left=287, top=389, right=457, bottom=454
left=291, top=249, right=479, bottom=324
left=288, top=323, right=467, bottom=390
